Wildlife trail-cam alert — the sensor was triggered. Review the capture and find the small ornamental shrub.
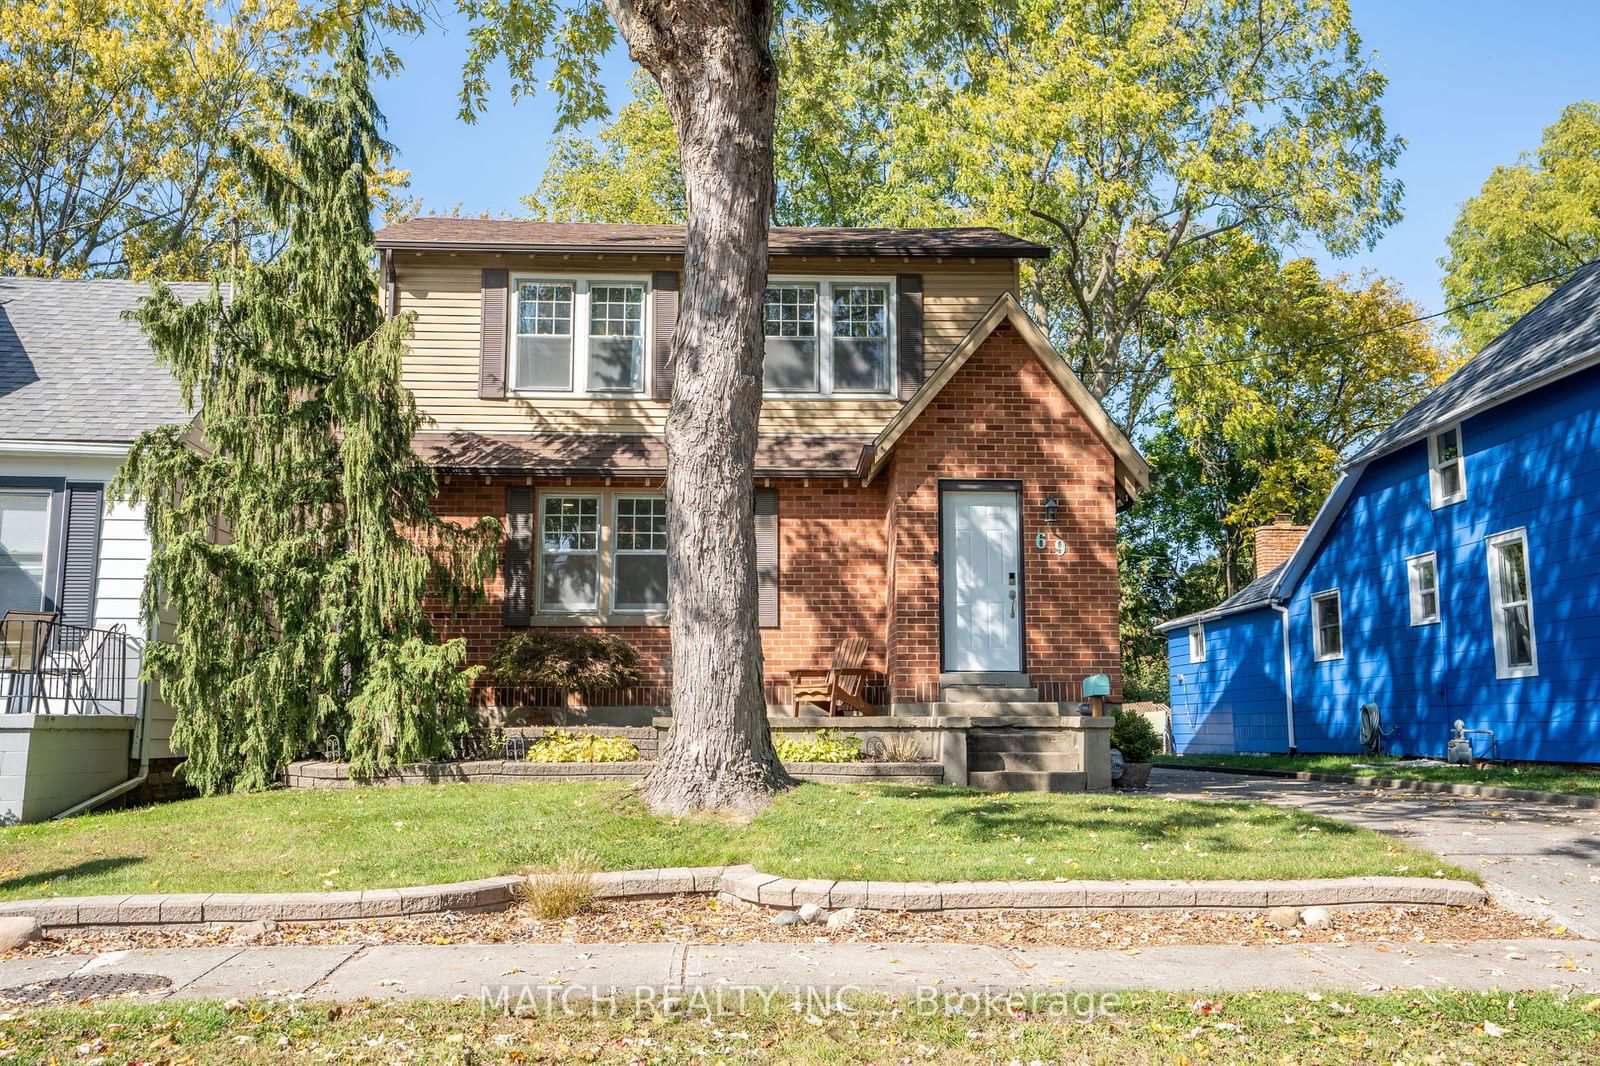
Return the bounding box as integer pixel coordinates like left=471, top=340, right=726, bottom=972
left=1111, top=710, right=1162, bottom=764
left=774, top=729, right=862, bottom=763
left=521, top=848, right=600, bottom=918
left=489, top=632, right=642, bottom=694
left=524, top=730, right=641, bottom=763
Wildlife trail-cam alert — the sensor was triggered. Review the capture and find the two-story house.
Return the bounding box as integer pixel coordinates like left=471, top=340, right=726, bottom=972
left=1160, top=262, right=1600, bottom=763
left=377, top=220, right=1148, bottom=715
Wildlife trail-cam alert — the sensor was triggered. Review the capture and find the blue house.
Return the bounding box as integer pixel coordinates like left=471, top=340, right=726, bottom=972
left=1158, top=263, right=1600, bottom=762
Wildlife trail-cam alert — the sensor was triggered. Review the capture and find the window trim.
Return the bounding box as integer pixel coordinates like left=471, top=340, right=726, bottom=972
left=535, top=492, right=602, bottom=615
left=1187, top=622, right=1206, bottom=663
left=1311, top=589, right=1343, bottom=662
left=1427, top=423, right=1467, bottom=509
left=509, top=274, right=652, bottom=398
left=1406, top=551, right=1440, bottom=626
left=610, top=493, right=668, bottom=615
left=531, top=488, right=669, bottom=626
left=761, top=274, right=897, bottom=399
left=0, top=477, right=66, bottom=617
left=1485, top=527, right=1538, bottom=680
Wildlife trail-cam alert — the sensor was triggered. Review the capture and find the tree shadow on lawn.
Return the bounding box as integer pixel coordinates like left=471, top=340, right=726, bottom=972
left=862, top=784, right=1373, bottom=857
left=1, top=857, right=141, bottom=894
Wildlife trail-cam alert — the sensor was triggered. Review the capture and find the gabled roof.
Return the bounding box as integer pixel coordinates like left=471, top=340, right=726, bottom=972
left=375, top=219, right=1050, bottom=259
left=1155, top=563, right=1288, bottom=632
left=861, top=292, right=1150, bottom=498
left=0, top=277, right=205, bottom=444
left=1351, top=260, right=1600, bottom=465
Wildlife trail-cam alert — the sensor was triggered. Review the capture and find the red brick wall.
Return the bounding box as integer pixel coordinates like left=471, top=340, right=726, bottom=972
left=884, top=321, right=1122, bottom=702
left=427, top=322, right=1122, bottom=707
left=428, top=475, right=887, bottom=700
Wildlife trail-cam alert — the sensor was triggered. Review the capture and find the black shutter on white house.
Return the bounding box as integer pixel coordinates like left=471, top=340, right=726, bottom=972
left=754, top=487, right=779, bottom=628
left=896, top=274, right=924, bottom=400
left=503, top=485, right=533, bottom=626
left=651, top=271, right=679, bottom=400
left=479, top=269, right=509, bottom=399
left=58, top=483, right=103, bottom=628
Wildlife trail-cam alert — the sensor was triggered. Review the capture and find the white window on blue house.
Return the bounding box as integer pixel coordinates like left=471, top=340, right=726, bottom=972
left=1428, top=425, right=1467, bottom=508
left=1407, top=552, right=1440, bottom=625
left=1188, top=622, right=1206, bottom=663
left=1312, top=590, right=1343, bottom=660
left=1486, top=528, right=1537, bottom=679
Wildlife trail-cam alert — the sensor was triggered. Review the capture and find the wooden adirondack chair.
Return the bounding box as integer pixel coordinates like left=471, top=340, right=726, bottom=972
left=790, top=636, right=880, bottom=716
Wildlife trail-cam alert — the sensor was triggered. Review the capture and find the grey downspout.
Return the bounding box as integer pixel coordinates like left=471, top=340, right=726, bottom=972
left=1272, top=602, right=1297, bottom=754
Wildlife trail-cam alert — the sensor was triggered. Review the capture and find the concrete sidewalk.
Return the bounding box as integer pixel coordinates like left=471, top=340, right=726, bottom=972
left=3, top=939, right=1598, bottom=1003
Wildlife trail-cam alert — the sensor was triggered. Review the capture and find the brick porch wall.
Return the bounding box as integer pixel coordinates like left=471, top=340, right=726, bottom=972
left=884, top=321, right=1122, bottom=702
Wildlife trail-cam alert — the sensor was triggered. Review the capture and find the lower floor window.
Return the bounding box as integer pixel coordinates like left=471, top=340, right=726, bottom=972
left=536, top=491, right=668, bottom=618
left=1486, top=528, right=1537, bottom=678
left=613, top=496, right=667, bottom=612
left=0, top=489, right=50, bottom=616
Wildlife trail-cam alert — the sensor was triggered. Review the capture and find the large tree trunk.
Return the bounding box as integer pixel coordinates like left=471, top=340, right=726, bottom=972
left=611, top=0, right=794, bottom=814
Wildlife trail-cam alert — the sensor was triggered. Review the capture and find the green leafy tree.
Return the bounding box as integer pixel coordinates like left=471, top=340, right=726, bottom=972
left=1443, top=101, right=1600, bottom=352
left=113, top=30, right=500, bottom=792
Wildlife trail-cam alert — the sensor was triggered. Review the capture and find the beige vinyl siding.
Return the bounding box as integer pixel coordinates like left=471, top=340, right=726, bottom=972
left=394, top=252, right=1018, bottom=436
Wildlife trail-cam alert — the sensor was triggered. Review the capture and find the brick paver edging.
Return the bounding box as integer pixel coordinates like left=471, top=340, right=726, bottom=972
left=0, top=866, right=1485, bottom=929
left=1157, top=762, right=1600, bottom=809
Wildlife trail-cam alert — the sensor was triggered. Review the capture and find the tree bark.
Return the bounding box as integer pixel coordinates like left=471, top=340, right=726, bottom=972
left=610, top=0, right=794, bottom=814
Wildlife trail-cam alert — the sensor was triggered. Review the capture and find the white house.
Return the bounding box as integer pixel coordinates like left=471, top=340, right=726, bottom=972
left=0, top=277, right=201, bottom=821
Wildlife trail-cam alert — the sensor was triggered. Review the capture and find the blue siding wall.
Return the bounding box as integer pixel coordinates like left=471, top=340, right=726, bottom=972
left=1167, top=608, right=1286, bottom=754
left=1285, top=363, right=1600, bottom=761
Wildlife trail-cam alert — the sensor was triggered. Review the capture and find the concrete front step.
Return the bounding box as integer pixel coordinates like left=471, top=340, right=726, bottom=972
left=968, top=729, right=1085, bottom=753
left=894, top=702, right=1063, bottom=717
left=968, top=769, right=1089, bottom=793
left=939, top=685, right=1041, bottom=703
left=939, top=671, right=1031, bottom=687
left=969, top=750, right=1076, bottom=772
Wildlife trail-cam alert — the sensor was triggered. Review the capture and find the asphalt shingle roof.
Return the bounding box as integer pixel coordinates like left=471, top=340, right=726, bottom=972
left=0, top=277, right=207, bottom=444
left=375, top=219, right=1051, bottom=259
left=1157, top=562, right=1287, bottom=632
left=1352, top=260, right=1600, bottom=464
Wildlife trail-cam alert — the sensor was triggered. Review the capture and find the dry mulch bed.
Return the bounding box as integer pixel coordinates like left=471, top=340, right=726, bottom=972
left=6, top=895, right=1570, bottom=959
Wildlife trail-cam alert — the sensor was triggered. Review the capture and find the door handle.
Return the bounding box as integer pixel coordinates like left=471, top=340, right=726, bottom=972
left=1009, top=587, right=1017, bottom=617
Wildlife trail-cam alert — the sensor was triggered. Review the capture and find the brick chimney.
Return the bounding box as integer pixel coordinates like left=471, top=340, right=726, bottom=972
left=1254, top=514, right=1308, bottom=579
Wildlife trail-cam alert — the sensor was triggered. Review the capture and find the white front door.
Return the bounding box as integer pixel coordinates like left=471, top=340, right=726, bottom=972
left=942, top=489, right=1021, bottom=671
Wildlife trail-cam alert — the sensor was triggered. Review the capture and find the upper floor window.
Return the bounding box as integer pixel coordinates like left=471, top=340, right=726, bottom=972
left=1407, top=552, right=1440, bottom=625
left=1312, top=589, right=1343, bottom=661
left=1428, top=425, right=1466, bottom=508
left=1188, top=622, right=1206, bottom=663
left=1486, top=528, right=1537, bottom=678
left=763, top=278, right=894, bottom=396
left=513, top=278, right=648, bottom=395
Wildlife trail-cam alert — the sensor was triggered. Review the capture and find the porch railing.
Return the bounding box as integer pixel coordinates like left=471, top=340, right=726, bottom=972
left=0, top=619, right=133, bottom=716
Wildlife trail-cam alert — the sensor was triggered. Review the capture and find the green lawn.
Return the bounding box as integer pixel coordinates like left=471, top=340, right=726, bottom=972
left=4, top=991, right=1596, bottom=1064
left=1157, top=752, right=1600, bottom=797
left=0, top=781, right=1466, bottom=899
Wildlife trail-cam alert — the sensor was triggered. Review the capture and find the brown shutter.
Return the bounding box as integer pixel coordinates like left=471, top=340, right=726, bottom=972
left=651, top=270, right=679, bottom=400
left=503, top=485, right=533, bottom=626
left=896, top=273, right=924, bottom=400
left=59, top=483, right=103, bottom=629
left=479, top=268, right=509, bottom=399
left=754, top=487, right=779, bottom=628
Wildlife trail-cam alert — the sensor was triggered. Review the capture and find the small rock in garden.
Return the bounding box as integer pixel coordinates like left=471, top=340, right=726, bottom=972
left=825, top=907, right=859, bottom=930
left=0, top=916, right=42, bottom=951
left=1301, top=906, right=1333, bottom=929
left=1266, top=906, right=1302, bottom=929
left=771, top=910, right=802, bottom=926
left=231, top=919, right=277, bottom=940
left=797, top=903, right=826, bottom=924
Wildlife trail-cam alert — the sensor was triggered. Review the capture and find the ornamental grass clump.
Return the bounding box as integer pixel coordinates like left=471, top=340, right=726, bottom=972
left=773, top=729, right=862, bottom=763
left=520, top=848, right=600, bottom=919
left=524, top=730, right=640, bottom=763
left=489, top=633, right=642, bottom=694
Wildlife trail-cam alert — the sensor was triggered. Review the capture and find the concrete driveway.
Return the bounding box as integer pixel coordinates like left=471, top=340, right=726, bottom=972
left=1150, top=767, right=1600, bottom=939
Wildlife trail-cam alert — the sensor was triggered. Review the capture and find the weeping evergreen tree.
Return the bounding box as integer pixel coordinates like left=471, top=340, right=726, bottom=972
left=114, top=29, right=500, bottom=793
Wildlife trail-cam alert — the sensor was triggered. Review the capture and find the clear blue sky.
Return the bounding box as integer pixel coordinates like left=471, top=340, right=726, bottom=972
left=373, top=1, right=1600, bottom=312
